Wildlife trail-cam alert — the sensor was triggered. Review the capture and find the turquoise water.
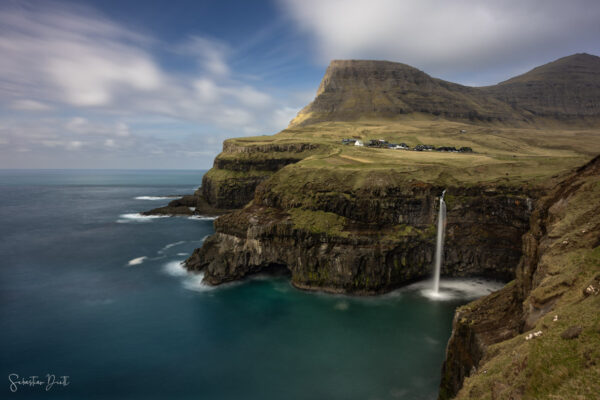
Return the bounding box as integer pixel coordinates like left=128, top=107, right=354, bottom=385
left=0, top=170, right=499, bottom=399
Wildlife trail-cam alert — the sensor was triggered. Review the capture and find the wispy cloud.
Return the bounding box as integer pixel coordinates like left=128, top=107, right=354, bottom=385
left=0, top=1, right=306, bottom=168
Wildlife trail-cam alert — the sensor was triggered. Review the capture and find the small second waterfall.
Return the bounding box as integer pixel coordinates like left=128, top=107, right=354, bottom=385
left=432, top=190, right=447, bottom=294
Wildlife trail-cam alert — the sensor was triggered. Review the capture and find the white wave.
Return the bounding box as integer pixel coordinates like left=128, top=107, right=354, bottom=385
left=183, top=272, right=215, bottom=292
left=188, top=215, right=217, bottom=221
left=189, top=207, right=196, bottom=211
left=157, top=241, right=186, bottom=254
left=176, top=252, right=188, bottom=256
left=334, top=301, right=350, bottom=311
left=127, top=256, right=147, bottom=266
left=117, top=213, right=170, bottom=223
left=406, top=278, right=504, bottom=301
left=163, top=260, right=188, bottom=277
left=134, top=196, right=180, bottom=200
left=165, top=241, right=186, bottom=249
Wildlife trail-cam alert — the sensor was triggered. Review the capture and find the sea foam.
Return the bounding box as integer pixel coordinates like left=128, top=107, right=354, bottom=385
left=127, top=256, right=147, bottom=266
left=188, top=215, right=217, bottom=221
left=183, top=273, right=216, bottom=292
left=163, top=260, right=188, bottom=277
left=117, top=213, right=170, bottom=223
left=408, top=278, right=504, bottom=301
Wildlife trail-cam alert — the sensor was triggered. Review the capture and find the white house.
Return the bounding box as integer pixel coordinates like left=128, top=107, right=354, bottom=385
left=355, top=140, right=364, bottom=147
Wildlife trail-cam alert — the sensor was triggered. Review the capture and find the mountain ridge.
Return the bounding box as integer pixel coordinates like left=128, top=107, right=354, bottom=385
left=291, top=53, right=600, bottom=127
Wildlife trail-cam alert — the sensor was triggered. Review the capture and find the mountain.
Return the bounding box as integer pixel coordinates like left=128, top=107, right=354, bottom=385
left=291, top=53, right=600, bottom=126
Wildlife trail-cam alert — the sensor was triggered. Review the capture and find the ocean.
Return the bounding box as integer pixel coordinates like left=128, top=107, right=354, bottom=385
left=0, top=169, right=501, bottom=400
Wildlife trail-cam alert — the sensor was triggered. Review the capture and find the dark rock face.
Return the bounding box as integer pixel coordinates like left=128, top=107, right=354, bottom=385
left=438, top=155, right=600, bottom=399
left=438, top=283, right=522, bottom=400
left=187, top=205, right=434, bottom=294
left=142, top=193, right=230, bottom=217
left=186, top=181, right=536, bottom=294
left=200, top=173, right=267, bottom=209
left=198, top=142, right=322, bottom=210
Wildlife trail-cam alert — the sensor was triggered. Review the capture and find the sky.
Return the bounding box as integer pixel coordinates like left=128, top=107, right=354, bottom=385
left=1, top=0, right=599, bottom=169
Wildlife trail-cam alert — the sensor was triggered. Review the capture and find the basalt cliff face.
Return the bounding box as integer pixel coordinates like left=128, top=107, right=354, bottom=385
left=144, top=140, right=324, bottom=216
left=186, top=168, right=536, bottom=293
left=439, top=155, right=600, bottom=399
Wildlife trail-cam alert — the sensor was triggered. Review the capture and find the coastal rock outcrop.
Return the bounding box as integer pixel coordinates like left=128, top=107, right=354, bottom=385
left=186, top=167, right=536, bottom=294
left=144, top=140, right=325, bottom=216
left=439, top=155, right=600, bottom=399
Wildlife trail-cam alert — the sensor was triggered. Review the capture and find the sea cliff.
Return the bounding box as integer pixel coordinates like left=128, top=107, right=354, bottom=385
left=186, top=172, right=536, bottom=294
left=439, top=155, right=600, bottom=399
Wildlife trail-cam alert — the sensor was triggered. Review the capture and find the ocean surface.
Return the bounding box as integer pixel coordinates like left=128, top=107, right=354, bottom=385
left=0, top=169, right=502, bottom=400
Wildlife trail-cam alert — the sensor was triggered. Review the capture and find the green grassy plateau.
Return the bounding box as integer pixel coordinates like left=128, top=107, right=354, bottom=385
left=226, top=116, right=600, bottom=190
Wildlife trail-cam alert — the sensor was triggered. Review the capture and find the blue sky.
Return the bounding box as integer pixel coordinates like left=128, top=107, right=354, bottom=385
left=1, top=0, right=599, bottom=169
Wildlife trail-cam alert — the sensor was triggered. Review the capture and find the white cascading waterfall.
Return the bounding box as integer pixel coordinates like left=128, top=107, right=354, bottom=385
left=432, top=190, right=447, bottom=294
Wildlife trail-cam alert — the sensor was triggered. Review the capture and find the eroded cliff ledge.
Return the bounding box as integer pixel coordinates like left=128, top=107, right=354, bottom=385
left=439, top=155, right=600, bottom=399
left=186, top=164, right=537, bottom=294
left=144, top=140, right=325, bottom=216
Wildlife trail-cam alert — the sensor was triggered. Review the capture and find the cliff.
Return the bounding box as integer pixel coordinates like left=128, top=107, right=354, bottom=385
left=144, top=139, right=327, bottom=216
left=439, top=155, right=600, bottom=399
left=186, top=173, right=536, bottom=293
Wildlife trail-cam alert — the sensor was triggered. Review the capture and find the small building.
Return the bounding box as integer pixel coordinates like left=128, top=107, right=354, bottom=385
left=341, top=138, right=357, bottom=145
left=354, top=140, right=364, bottom=147
left=460, top=129, right=467, bottom=133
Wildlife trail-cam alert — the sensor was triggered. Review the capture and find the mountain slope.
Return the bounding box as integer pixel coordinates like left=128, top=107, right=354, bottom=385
left=291, top=54, right=600, bottom=126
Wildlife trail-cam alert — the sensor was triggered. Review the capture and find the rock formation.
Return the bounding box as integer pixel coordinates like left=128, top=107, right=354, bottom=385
left=439, top=155, right=600, bottom=399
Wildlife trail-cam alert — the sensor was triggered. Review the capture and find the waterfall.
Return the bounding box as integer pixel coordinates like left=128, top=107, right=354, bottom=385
left=432, top=190, right=447, bottom=294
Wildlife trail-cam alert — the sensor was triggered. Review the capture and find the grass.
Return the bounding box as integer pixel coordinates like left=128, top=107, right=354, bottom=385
left=287, top=208, right=349, bottom=237
left=203, top=167, right=273, bottom=180
left=215, top=117, right=599, bottom=192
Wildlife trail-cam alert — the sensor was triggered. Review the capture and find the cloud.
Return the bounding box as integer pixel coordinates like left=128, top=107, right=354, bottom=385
left=0, top=1, right=311, bottom=168
left=0, top=2, right=162, bottom=107
left=180, top=36, right=231, bottom=77
left=10, top=99, right=53, bottom=111
left=280, top=0, right=600, bottom=84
